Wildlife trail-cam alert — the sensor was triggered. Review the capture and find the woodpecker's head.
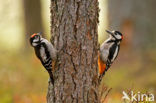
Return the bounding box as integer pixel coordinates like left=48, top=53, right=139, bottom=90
left=106, top=30, right=123, bottom=41
left=30, top=32, right=42, bottom=47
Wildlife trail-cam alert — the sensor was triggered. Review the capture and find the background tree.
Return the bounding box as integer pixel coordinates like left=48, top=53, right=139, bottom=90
left=47, top=0, right=100, bottom=102
left=23, top=0, right=44, bottom=48
left=107, top=0, right=156, bottom=49
left=107, top=0, right=156, bottom=81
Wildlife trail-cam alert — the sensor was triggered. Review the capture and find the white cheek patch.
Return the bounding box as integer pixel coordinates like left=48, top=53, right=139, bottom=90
left=115, top=34, right=121, bottom=39
left=33, top=38, right=39, bottom=42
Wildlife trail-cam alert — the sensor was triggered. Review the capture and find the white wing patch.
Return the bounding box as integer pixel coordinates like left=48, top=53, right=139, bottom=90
left=40, top=46, right=47, bottom=62
left=41, top=38, right=56, bottom=59
left=111, top=46, right=118, bottom=62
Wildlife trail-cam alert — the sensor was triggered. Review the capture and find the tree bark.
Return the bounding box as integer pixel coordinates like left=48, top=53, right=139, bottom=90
left=47, top=0, right=99, bottom=103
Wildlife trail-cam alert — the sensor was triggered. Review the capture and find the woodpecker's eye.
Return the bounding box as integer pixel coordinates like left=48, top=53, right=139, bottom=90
left=115, top=33, right=117, bottom=35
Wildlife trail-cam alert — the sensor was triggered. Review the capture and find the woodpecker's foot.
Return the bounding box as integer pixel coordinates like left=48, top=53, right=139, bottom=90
left=98, top=72, right=105, bottom=83
left=98, top=75, right=102, bottom=83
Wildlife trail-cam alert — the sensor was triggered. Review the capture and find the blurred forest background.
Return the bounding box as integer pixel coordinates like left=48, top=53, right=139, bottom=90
left=0, top=0, right=156, bottom=103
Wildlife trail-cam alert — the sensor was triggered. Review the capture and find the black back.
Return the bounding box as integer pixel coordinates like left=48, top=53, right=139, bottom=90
left=106, top=43, right=120, bottom=70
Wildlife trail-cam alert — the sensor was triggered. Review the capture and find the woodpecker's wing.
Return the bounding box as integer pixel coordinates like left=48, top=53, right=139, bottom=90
left=37, top=42, right=52, bottom=70
left=108, top=44, right=119, bottom=63
left=106, top=44, right=120, bottom=71
left=41, top=38, right=57, bottom=60
left=37, top=45, right=53, bottom=84
left=40, top=43, right=54, bottom=84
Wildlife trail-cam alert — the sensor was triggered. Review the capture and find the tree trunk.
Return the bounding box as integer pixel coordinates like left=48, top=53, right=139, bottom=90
left=47, top=0, right=99, bottom=103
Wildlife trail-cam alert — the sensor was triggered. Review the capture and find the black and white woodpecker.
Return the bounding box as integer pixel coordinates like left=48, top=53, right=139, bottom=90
left=30, top=32, right=57, bottom=84
left=98, top=30, right=123, bottom=81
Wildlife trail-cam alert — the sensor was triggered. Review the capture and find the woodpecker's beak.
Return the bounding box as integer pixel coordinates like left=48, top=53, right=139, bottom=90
left=106, top=30, right=114, bottom=36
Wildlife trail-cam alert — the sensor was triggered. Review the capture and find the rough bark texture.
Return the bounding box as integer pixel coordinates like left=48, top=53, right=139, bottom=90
left=47, top=0, right=99, bottom=103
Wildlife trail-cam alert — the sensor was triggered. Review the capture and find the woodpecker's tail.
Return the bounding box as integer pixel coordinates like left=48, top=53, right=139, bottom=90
left=48, top=71, right=54, bottom=84
left=98, top=72, right=105, bottom=82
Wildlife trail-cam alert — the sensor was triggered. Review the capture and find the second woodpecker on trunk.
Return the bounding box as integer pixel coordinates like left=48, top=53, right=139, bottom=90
left=98, top=30, right=123, bottom=81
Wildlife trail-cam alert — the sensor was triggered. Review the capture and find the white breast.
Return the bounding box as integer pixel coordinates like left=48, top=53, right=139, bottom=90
left=100, top=41, right=114, bottom=63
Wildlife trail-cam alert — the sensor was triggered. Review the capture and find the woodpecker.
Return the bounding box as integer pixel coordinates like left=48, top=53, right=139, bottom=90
left=98, top=30, right=123, bottom=81
left=30, top=32, right=57, bottom=84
